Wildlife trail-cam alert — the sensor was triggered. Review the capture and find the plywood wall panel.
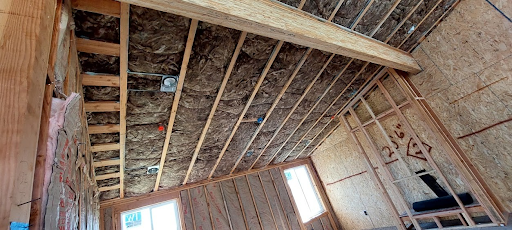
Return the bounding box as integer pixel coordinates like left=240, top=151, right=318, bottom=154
left=190, top=186, right=214, bottom=230
left=247, top=174, right=277, bottom=230
left=235, top=176, right=262, bottom=230
left=205, top=183, right=231, bottom=230
left=220, top=180, right=247, bottom=230
left=180, top=190, right=195, bottom=230
left=270, top=168, right=302, bottom=230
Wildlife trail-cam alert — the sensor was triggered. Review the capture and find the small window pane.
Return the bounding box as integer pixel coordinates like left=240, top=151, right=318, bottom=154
left=284, top=165, right=325, bottom=222
left=121, top=200, right=181, bottom=230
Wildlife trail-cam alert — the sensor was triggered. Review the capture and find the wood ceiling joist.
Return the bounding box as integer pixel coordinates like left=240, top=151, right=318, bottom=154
left=93, top=159, right=121, bottom=167
left=207, top=40, right=286, bottom=179
left=264, top=59, right=355, bottom=166
left=118, top=3, right=130, bottom=198
left=153, top=19, right=199, bottom=191
left=369, top=0, right=402, bottom=37
left=181, top=31, right=248, bottom=185
left=76, top=38, right=121, bottom=56
left=81, top=74, right=120, bottom=87
left=91, top=143, right=121, bottom=152
left=285, top=62, right=371, bottom=160
left=71, top=0, right=121, bottom=18
left=383, top=0, right=423, bottom=43
left=229, top=48, right=314, bottom=174
left=117, top=0, right=421, bottom=73
left=397, top=0, right=443, bottom=48
left=350, top=0, right=375, bottom=29
left=88, top=124, right=121, bottom=134
left=95, top=172, right=121, bottom=180
left=229, top=0, right=340, bottom=174
left=84, top=101, right=120, bottom=112
left=248, top=54, right=336, bottom=170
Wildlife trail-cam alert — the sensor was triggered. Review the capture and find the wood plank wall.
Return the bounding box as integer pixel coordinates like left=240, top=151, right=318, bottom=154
left=101, top=160, right=339, bottom=230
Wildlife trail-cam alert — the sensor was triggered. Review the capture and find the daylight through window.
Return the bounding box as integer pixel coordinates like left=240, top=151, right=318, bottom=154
left=121, top=199, right=181, bottom=230
left=284, top=165, right=325, bottom=222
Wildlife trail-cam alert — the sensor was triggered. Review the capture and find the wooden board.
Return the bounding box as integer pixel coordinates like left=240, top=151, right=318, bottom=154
left=247, top=174, right=277, bottom=230
left=260, top=171, right=289, bottom=230
left=269, top=168, right=302, bottom=230
left=220, top=180, right=247, bottom=230
left=117, top=0, right=421, bottom=73
left=189, top=186, right=214, bottom=230
left=180, top=190, right=195, bottom=230
left=205, top=183, right=231, bottom=230
left=234, top=177, right=262, bottom=230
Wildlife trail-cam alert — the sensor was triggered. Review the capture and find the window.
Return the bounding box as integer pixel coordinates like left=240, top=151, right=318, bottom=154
left=284, top=165, right=325, bottom=222
left=121, top=200, right=181, bottom=230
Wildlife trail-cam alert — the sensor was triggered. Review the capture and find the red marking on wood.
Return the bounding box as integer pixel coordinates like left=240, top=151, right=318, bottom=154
left=326, top=159, right=399, bottom=186
left=450, top=76, right=508, bottom=105
left=458, top=117, right=512, bottom=139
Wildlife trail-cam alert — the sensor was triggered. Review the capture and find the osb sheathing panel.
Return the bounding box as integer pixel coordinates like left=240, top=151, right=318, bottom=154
left=408, top=0, right=512, bottom=211
left=311, top=127, right=396, bottom=229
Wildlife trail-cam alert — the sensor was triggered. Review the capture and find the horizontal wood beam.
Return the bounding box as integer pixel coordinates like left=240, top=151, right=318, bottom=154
left=118, top=0, right=421, bottom=73
left=76, top=38, right=120, bottom=56
left=95, top=172, right=121, bottom=180
left=71, top=0, right=121, bottom=17
left=99, top=184, right=121, bottom=192
left=85, top=101, right=120, bottom=112
left=91, top=143, right=120, bottom=152
left=82, top=74, right=120, bottom=87
left=88, top=124, right=120, bottom=134
left=93, top=159, right=121, bottom=167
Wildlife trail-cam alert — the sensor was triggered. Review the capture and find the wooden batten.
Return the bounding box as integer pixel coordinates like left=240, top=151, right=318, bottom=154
left=91, top=143, right=121, bottom=152
left=76, top=38, right=121, bottom=56
left=85, top=101, right=121, bottom=112
left=88, top=124, right=121, bottom=134
left=72, top=0, right=121, bottom=17
left=82, top=74, right=120, bottom=87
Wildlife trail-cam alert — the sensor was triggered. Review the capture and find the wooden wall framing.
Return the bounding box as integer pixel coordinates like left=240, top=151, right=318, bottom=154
left=100, top=159, right=340, bottom=230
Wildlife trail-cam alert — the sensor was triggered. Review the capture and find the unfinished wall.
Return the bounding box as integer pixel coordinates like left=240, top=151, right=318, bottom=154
left=408, top=0, right=512, bottom=213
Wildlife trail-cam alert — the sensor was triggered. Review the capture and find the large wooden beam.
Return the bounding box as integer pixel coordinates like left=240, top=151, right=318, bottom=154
left=118, top=0, right=421, bottom=73
left=0, top=0, right=56, bottom=226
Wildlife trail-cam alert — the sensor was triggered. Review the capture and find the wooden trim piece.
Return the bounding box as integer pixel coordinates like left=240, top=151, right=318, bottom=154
left=96, top=172, right=121, bottom=181
left=340, top=116, right=406, bottom=229
left=154, top=19, right=199, bottom=191
left=88, top=124, right=121, bottom=134
left=267, top=59, right=356, bottom=165
left=230, top=48, right=313, bottom=174
left=117, top=0, right=421, bottom=73
left=85, top=101, right=121, bottom=112
left=91, top=143, right=120, bottom=152
left=93, top=159, right=121, bottom=167
left=82, top=74, right=120, bottom=87
left=76, top=38, right=120, bottom=56
left=99, top=184, right=121, bottom=192
left=207, top=40, right=285, bottom=179
left=182, top=31, right=248, bottom=185
left=249, top=54, right=336, bottom=170
left=118, top=2, right=130, bottom=199
left=101, top=159, right=309, bottom=207
left=71, top=0, right=121, bottom=17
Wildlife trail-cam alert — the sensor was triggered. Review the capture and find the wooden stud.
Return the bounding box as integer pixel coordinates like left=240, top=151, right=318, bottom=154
left=93, top=159, right=121, bottom=167
left=88, top=124, right=121, bottom=134
left=71, top=0, right=121, bottom=17
left=399, top=205, right=484, bottom=221
left=82, top=74, right=120, bottom=87
left=392, top=170, right=436, bottom=184
left=458, top=213, right=468, bottom=226
left=268, top=170, right=293, bottom=230
left=207, top=40, right=285, bottom=179
left=76, top=38, right=121, bottom=56
left=232, top=179, right=250, bottom=230
left=249, top=54, right=336, bottom=170
left=177, top=193, right=187, bottom=230
left=257, top=172, right=280, bottom=230
left=203, top=186, right=217, bottom=230
left=266, top=59, right=355, bottom=165
left=218, top=182, right=234, bottom=230
left=246, top=175, right=264, bottom=230
left=376, top=80, right=476, bottom=225
left=99, top=184, right=121, bottom=192
left=433, top=216, right=443, bottom=228
left=118, top=2, right=130, bottom=199
left=95, top=172, right=121, bottom=181
left=85, top=101, right=121, bottom=112
left=117, top=0, right=421, bottom=73
left=348, top=107, right=421, bottom=229
left=154, top=19, right=199, bottom=191
left=182, top=31, right=247, bottom=185
left=187, top=189, right=198, bottom=230
left=91, top=143, right=120, bottom=152
left=230, top=48, right=314, bottom=174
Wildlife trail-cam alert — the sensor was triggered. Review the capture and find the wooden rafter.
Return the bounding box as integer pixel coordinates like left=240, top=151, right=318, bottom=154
left=248, top=54, right=336, bottom=170
left=118, top=0, right=421, bottom=73
left=229, top=0, right=340, bottom=174
left=397, top=0, right=443, bottom=48
left=118, top=3, right=130, bottom=198
left=181, top=31, right=248, bottom=185
left=154, top=19, right=199, bottom=191
left=207, top=40, right=285, bottom=179
left=350, top=0, right=375, bottom=29
left=229, top=48, right=313, bottom=174
left=369, top=0, right=402, bottom=37
left=384, top=0, right=423, bottom=43
left=264, top=59, right=354, bottom=166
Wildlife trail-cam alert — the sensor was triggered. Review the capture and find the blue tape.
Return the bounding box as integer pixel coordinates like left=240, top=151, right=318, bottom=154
left=10, top=222, right=29, bottom=230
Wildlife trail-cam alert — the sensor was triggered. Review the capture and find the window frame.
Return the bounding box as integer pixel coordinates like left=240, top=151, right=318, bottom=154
left=120, top=199, right=181, bottom=230
left=280, top=162, right=328, bottom=224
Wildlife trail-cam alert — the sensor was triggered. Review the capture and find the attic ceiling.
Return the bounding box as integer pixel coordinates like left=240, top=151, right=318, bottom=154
left=73, top=0, right=457, bottom=201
